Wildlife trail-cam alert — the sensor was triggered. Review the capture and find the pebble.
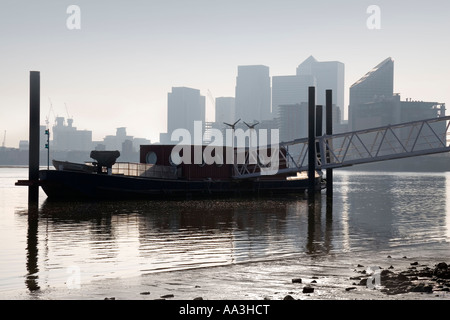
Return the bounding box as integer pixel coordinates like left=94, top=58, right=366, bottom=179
left=292, top=278, right=302, bottom=283
left=283, top=295, right=295, bottom=300
left=345, top=287, right=357, bottom=291
left=140, top=292, right=150, bottom=295
left=302, top=286, right=314, bottom=294
left=161, top=294, right=174, bottom=299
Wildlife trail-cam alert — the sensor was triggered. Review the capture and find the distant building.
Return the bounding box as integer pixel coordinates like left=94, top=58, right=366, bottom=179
left=272, top=75, right=315, bottom=120
left=162, top=87, right=206, bottom=144
left=353, top=94, right=445, bottom=129
left=349, top=57, right=394, bottom=130
left=296, top=56, right=345, bottom=115
left=277, top=103, right=309, bottom=142
left=103, top=127, right=133, bottom=150
left=19, top=140, right=29, bottom=151
left=235, top=65, right=272, bottom=123
left=52, top=117, right=92, bottom=151
left=101, top=127, right=150, bottom=162
left=215, top=97, right=235, bottom=126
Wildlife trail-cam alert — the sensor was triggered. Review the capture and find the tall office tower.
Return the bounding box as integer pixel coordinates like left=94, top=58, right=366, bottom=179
left=215, top=97, right=235, bottom=125
left=167, top=87, right=206, bottom=141
left=296, top=56, right=345, bottom=114
left=272, top=74, right=315, bottom=120
left=349, top=57, right=394, bottom=130
left=277, top=103, right=309, bottom=142
left=235, top=65, right=272, bottom=123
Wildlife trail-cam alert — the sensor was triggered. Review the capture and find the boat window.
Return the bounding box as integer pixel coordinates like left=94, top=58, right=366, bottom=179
left=145, top=151, right=157, bottom=165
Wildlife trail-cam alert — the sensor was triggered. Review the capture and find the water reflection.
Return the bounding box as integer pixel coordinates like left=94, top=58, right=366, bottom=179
left=20, top=197, right=337, bottom=282
left=15, top=171, right=450, bottom=293
left=25, top=202, right=39, bottom=292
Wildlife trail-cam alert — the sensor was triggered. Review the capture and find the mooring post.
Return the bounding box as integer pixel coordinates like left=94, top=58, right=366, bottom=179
left=28, top=71, right=40, bottom=203
left=316, top=105, right=323, bottom=156
left=308, top=87, right=316, bottom=198
left=326, top=89, right=333, bottom=199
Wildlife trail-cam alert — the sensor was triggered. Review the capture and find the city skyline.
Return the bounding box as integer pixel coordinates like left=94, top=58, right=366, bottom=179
left=1, top=1, right=449, bottom=148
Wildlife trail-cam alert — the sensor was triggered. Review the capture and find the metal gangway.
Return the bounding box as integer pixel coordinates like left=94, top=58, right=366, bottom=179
left=233, top=115, right=450, bottom=179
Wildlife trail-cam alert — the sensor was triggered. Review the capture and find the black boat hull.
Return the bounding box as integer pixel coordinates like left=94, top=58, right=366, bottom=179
left=39, top=170, right=323, bottom=200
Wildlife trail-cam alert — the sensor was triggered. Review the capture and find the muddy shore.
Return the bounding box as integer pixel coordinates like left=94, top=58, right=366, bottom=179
left=5, top=249, right=450, bottom=301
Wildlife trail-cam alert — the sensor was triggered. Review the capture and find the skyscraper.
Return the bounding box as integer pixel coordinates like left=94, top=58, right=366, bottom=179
left=235, top=65, right=271, bottom=123
left=215, top=97, right=235, bottom=125
left=272, top=74, right=315, bottom=119
left=296, top=56, right=345, bottom=113
left=277, top=102, right=309, bottom=142
left=166, top=87, right=206, bottom=141
left=349, top=57, right=394, bottom=130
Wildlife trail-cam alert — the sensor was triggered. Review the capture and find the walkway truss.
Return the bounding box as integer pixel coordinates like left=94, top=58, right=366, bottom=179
left=233, top=116, right=450, bottom=179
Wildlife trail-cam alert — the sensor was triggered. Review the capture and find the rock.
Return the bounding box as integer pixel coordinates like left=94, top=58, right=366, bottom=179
left=411, top=284, right=433, bottom=293
left=104, top=297, right=115, bottom=300
left=358, top=278, right=368, bottom=286
left=387, top=255, right=392, bottom=258
left=357, top=264, right=364, bottom=267
left=436, top=262, right=448, bottom=269
left=312, top=276, right=319, bottom=279
left=292, top=278, right=302, bottom=283
left=411, top=261, right=419, bottom=266
left=345, top=287, right=357, bottom=291
left=193, top=297, right=203, bottom=300
left=396, top=273, right=409, bottom=282
left=403, top=256, right=407, bottom=259
left=161, top=294, right=174, bottom=299
left=140, top=292, right=150, bottom=295
left=302, top=286, right=314, bottom=294
left=311, top=280, right=317, bottom=283
left=434, top=262, right=450, bottom=279
left=283, top=295, right=295, bottom=300
left=388, top=265, right=394, bottom=269
left=350, top=276, right=361, bottom=280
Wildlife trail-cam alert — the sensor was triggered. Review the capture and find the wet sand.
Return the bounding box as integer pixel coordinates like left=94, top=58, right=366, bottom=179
left=6, top=247, right=450, bottom=301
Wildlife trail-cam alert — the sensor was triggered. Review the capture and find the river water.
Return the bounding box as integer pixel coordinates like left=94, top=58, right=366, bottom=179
left=1, top=167, right=450, bottom=300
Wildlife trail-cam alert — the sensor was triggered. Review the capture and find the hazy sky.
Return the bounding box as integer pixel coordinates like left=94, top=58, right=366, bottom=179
left=1, top=0, right=449, bottom=147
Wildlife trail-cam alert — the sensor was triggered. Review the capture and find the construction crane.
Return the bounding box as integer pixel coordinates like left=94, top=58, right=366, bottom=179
left=46, top=98, right=56, bottom=128
left=65, top=103, right=72, bottom=121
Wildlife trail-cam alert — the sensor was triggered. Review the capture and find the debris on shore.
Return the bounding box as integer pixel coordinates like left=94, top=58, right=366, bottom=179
left=352, top=261, right=450, bottom=295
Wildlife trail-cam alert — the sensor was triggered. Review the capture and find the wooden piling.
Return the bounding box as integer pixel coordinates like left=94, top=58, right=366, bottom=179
left=308, top=87, right=316, bottom=198
left=28, top=71, right=40, bottom=203
left=326, top=89, right=333, bottom=199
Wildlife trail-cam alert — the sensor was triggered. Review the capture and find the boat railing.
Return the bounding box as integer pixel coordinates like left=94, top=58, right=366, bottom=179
left=110, top=162, right=178, bottom=179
